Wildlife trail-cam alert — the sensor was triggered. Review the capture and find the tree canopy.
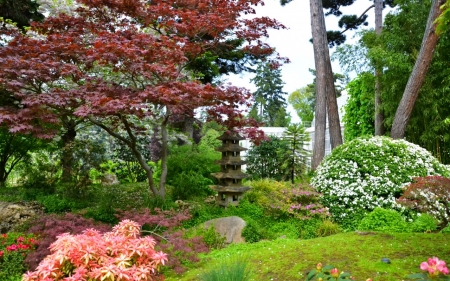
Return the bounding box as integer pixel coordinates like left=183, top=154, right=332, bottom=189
left=0, top=0, right=284, bottom=197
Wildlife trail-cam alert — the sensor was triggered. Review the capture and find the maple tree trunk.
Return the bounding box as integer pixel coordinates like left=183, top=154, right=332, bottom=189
left=158, top=118, right=169, bottom=199
left=0, top=162, right=7, bottom=187
left=310, top=0, right=327, bottom=170
left=61, top=126, right=76, bottom=182
left=374, top=0, right=385, bottom=136
left=391, top=0, right=444, bottom=139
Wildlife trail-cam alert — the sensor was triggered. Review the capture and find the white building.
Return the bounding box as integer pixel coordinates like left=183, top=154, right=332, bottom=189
left=240, top=91, right=348, bottom=160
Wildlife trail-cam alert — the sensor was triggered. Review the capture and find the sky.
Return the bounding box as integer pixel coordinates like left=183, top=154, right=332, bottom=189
left=224, top=0, right=389, bottom=122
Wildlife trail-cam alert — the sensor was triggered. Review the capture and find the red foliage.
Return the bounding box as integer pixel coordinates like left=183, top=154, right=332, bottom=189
left=24, top=213, right=112, bottom=270
left=0, top=0, right=286, bottom=137
left=115, top=208, right=209, bottom=274
left=397, top=175, right=450, bottom=226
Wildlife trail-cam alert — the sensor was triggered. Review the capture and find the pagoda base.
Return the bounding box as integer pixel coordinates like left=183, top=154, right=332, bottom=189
left=209, top=185, right=251, bottom=207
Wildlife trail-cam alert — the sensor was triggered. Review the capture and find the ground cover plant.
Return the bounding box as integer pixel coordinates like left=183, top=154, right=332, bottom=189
left=311, top=136, right=450, bottom=229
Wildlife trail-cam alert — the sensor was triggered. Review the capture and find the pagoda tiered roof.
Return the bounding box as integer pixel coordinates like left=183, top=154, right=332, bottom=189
left=215, top=159, right=247, bottom=165
left=211, top=172, right=249, bottom=179
left=217, top=132, right=246, bottom=141
left=209, top=185, right=251, bottom=193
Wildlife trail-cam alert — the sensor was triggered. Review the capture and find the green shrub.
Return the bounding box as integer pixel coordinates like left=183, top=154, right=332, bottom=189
left=358, top=208, right=409, bottom=233
left=316, top=219, right=341, bottom=237
left=441, top=225, right=450, bottom=233
left=19, top=150, right=60, bottom=198
left=242, top=220, right=263, bottom=243
left=167, top=145, right=220, bottom=200
left=36, top=194, right=76, bottom=213
left=201, top=226, right=226, bottom=250
left=410, top=213, right=439, bottom=233
left=245, top=179, right=329, bottom=220
left=311, top=136, right=449, bottom=227
left=298, top=218, right=323, bottom=239
left=198, top=257, right=252, bottom=281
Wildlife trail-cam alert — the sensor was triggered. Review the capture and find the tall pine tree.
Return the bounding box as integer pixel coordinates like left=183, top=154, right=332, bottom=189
left=250, top=61, right=290, bottom=127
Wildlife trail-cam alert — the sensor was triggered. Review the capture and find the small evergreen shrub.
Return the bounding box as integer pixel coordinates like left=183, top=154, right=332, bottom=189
left=397, top=176, right=450, bottom=227
left=358, top=208, right=409, bottom=233
left=311, top=136, right=449, bottom=226
left=410, top=213, right=439, bottom=233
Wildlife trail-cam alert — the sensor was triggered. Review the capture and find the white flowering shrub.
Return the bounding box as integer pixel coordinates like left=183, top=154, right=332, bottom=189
left=311, top=136, right=450, bottom=227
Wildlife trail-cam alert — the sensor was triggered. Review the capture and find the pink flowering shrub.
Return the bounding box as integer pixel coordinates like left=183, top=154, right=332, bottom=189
left=23, top=220, right=167, bottom=281
left=397, top=176, right=450, bottom=227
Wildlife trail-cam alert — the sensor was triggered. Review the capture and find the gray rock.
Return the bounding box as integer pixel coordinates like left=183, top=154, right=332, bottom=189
left=0, top=201, right=44, bottom=233
left=101, top=174, right=120, bottom=185
left=203, top=216, right=246, bottom=244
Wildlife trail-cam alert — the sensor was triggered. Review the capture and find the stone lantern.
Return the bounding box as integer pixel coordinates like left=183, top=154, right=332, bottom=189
left=210, top=131, right=250, bottom=207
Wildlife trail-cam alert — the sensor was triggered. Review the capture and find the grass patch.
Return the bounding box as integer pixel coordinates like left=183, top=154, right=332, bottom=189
left=165, top=232, right=450, bottom=281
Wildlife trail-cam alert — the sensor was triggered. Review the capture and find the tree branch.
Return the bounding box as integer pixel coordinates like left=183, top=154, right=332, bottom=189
left=339, top=4, right=374, bottom=35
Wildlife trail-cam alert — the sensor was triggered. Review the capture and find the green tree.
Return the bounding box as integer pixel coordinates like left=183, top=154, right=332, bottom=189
left=279, top=123, right=311, bottom=183
left=0, top=0, right=44, bottom=31
left=288, top=87, right=314, bottom=125
left=245, top=136, right=290, bottom=181
left=0, top=128, right=42, bottom=187
left=342, top=73, right=375, bottom=141
left=390, top=0, right=446, bottom=139
left=288, top=69, right=346, bottom=126
left=250, top=61, right=290, bottom=127
left=336, top=0, right=450, bottom=163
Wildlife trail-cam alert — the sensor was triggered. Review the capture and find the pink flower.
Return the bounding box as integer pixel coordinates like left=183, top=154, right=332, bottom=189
left=316, top=263, right=323, bottom=270
left=420, top=257, right=449, bottom=277
left=330, top=268, right=339, bottom=278
left=6, top=244, right=18, bottom=251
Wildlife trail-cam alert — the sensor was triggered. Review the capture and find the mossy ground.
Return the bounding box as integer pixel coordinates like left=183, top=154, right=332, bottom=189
left=165, top=232, right=450, bottom=281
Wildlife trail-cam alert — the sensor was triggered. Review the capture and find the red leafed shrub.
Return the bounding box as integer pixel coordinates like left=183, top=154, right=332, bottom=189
left=24, top=213, right=111, bottom=270
left=116, top=208, right=210, bottom=274
left=397, top=176, right=450, bottom=227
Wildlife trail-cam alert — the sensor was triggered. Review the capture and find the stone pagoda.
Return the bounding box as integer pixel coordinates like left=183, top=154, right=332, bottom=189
left=210, top=131, right=250, bottom=207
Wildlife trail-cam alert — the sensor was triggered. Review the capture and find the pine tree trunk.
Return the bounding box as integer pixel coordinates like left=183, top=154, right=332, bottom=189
left=310, top=0, right=327, bottom=170
left=374, top=0, right=385, bottom=136
left=310, top=0, right=342, bottom=169
left=391, top=0, right=444, bottom=139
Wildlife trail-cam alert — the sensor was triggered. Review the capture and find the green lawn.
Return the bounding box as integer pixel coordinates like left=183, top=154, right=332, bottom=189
left=165, top=232, right=450, bottom=281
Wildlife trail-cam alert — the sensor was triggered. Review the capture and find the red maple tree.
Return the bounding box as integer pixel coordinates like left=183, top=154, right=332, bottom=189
left=0, top=0, right=285, bottom=198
